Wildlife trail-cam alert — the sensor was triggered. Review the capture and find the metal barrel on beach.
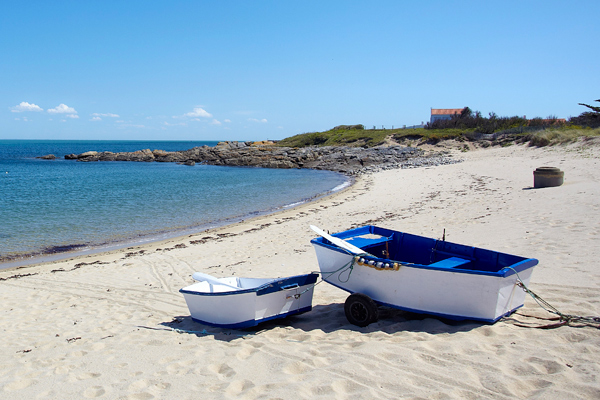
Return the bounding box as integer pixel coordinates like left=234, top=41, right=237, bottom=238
left=533, top=166, right=564, bottom=188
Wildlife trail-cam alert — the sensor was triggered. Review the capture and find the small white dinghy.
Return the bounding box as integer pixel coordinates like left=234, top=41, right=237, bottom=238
left=180, top=272, right=318, bottom=328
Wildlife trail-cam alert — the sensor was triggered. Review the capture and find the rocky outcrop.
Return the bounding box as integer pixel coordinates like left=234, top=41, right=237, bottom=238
left=37, top=154, right=56, bottom=160
left=61, top=141, right=460, bottom=174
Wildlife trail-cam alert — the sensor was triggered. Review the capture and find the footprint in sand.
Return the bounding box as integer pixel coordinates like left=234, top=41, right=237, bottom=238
left=282, top=361, right=313, bottom=375
left=113, top=312, right=130, bottom=321
left=149, top=382, right=171, bottom=393
left=83, top=386, right=106, bottom=398
left=128, top=379, right=151, bottom=391
left=35, top=389, right=57, bottom=398
left=477, top=326, right=497, bottom=337
left=562, top=331, right=588, bottom=343
left=70, top=372, right=101, bottom=382
left=91, top=342, right=105, bottom=351
left=165, top=360, right=193, bottom=375
left=526, top=356, right=564, bottom=374
left=4, top=378, right=36, bottom=391
left=225, top=379, right=255, bottom=396
left=235, top=346, right=258, bottom=360
left=54, top=364, right=77, bottom=375
left=479, top=375, right=514, bottom=397
left=331, top=379, right=364, bottom=395
left=527, top=378, right=553, bottom=390
left=125, top=393, right=153, bottom=400
left=208, top=363, right=236, bottom=379
left=307, top=348, right=330, bottom=367
left=309, top=385, right=336, bottom=396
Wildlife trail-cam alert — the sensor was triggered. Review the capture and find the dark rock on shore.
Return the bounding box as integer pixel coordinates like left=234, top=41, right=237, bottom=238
left=37, top=154, right=56, bottom=160
left=60, top=141, right=460, bottom=174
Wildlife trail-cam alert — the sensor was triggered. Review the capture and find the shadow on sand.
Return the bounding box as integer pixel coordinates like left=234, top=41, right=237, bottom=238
left=152, top=303, right=484, bottom=342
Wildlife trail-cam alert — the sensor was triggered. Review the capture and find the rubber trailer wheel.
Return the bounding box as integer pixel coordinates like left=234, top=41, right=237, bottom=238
left=344, top=293, right=378, bottom=327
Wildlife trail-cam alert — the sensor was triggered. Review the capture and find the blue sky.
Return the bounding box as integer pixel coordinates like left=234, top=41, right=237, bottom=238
left=2, top=1, right=598, bottom=141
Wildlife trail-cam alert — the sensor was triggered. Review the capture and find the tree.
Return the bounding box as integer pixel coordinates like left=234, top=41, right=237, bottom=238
left=578, top=99, right=600, bottom=113
left=460, top=107, right=473, bottom=118
left=570, top=99, right=600, bottom=128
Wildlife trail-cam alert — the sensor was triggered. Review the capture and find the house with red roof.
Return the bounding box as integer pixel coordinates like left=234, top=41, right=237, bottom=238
left=430, top=108, right=465, bottom=124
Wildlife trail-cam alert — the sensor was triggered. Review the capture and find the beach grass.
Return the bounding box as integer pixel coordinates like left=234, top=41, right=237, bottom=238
left=276, top=127, right=473, bottom=148
left=276, top=127, right=391, bottom=147
left=527, top=126, right=600, bottom=146
left=277, top=126, right=600, bottom=148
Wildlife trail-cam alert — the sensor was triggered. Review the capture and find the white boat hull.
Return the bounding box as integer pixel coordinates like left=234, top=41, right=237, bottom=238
left=311, top=226, right=538, bottom=323
left=180, top=274, right=318, bottom=328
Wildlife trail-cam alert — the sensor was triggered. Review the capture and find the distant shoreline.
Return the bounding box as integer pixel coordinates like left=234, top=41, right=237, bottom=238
left=42, top=142, right=460, bottom=175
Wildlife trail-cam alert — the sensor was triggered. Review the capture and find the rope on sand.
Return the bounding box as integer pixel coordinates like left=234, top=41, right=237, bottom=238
left=507, top=267, right=600, bottom=329
left=137, top=325, right=255, bottom=337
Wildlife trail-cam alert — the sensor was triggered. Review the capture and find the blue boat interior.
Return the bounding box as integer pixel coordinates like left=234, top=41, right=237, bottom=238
left=315, top=225, right=537, bottom=275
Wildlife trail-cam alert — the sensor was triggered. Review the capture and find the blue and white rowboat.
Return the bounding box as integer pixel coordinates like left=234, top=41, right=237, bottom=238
left=311, top=225, right=538, bottom=326
left=180, top=272, right=318, bottom=328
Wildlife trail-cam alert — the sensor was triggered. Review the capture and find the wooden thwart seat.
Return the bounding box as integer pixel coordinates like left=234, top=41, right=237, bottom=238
left=429, top=257, right=471, bottom=269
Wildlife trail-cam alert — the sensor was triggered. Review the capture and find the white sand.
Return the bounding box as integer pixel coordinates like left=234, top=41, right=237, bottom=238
left=1, top=142, right=599, bottom=399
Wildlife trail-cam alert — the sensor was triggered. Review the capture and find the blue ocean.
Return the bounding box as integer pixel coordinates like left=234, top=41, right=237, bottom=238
left=0, top=140, right=348, bottom=266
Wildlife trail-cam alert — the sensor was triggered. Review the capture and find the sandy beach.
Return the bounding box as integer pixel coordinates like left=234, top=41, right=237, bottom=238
left=1, top=141, right=599, bottom=399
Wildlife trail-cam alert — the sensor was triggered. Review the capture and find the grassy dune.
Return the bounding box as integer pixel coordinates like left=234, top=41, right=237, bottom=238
left=276, top=126, right=600, bottom=148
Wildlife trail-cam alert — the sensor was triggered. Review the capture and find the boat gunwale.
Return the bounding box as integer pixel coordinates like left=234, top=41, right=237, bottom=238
left=310, top=232, right=538, bottom=278
left=180, top=273, right=319, bottom=297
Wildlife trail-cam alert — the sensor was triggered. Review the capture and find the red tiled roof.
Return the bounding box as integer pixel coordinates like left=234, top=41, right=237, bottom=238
left=431, top=108, right=464, bottom=115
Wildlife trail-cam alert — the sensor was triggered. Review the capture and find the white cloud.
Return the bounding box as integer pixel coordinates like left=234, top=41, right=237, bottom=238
left=164, top=121, right=187, bottom=127
left=210, top=119, right=222, bottom=125
left=248, top=118, right=268, bottom=123
left=10, top=102, right=43, bottom=112
left=48, top=104, right=77, bottom=114
left=118, top=123, right=145, bottom=128
left=66, top=114, right=79, bottom=119
left=92, top=112, right=119, bottom=118
left=224, top=119, right=231, bottom=123
left=91, top=116, right=102, bottom=121
left=184, top=107, right=212, bottom=118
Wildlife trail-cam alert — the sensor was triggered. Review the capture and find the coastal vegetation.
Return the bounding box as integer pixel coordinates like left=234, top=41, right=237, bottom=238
left=277, top=125, right=389, bottom=148
left=277, top=101, right=600, bottom=148
left=570, top=99, right=600, bottom=128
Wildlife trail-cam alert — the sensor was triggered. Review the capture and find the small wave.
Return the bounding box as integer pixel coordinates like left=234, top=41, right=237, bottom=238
left=283, top=201, right=305, bottom=209
left=331, top=180, right=351, bottom=192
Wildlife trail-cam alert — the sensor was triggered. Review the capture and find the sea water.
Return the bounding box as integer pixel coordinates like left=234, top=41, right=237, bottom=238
left=0, top=140, right=348, bottom=265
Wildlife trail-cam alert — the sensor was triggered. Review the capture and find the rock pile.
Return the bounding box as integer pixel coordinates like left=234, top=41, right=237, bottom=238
left=62, top=141, right=460, bottom=174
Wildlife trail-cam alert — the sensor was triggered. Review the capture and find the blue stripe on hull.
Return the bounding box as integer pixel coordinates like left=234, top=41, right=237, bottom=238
left=190, top=305, right=313, bottom=329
